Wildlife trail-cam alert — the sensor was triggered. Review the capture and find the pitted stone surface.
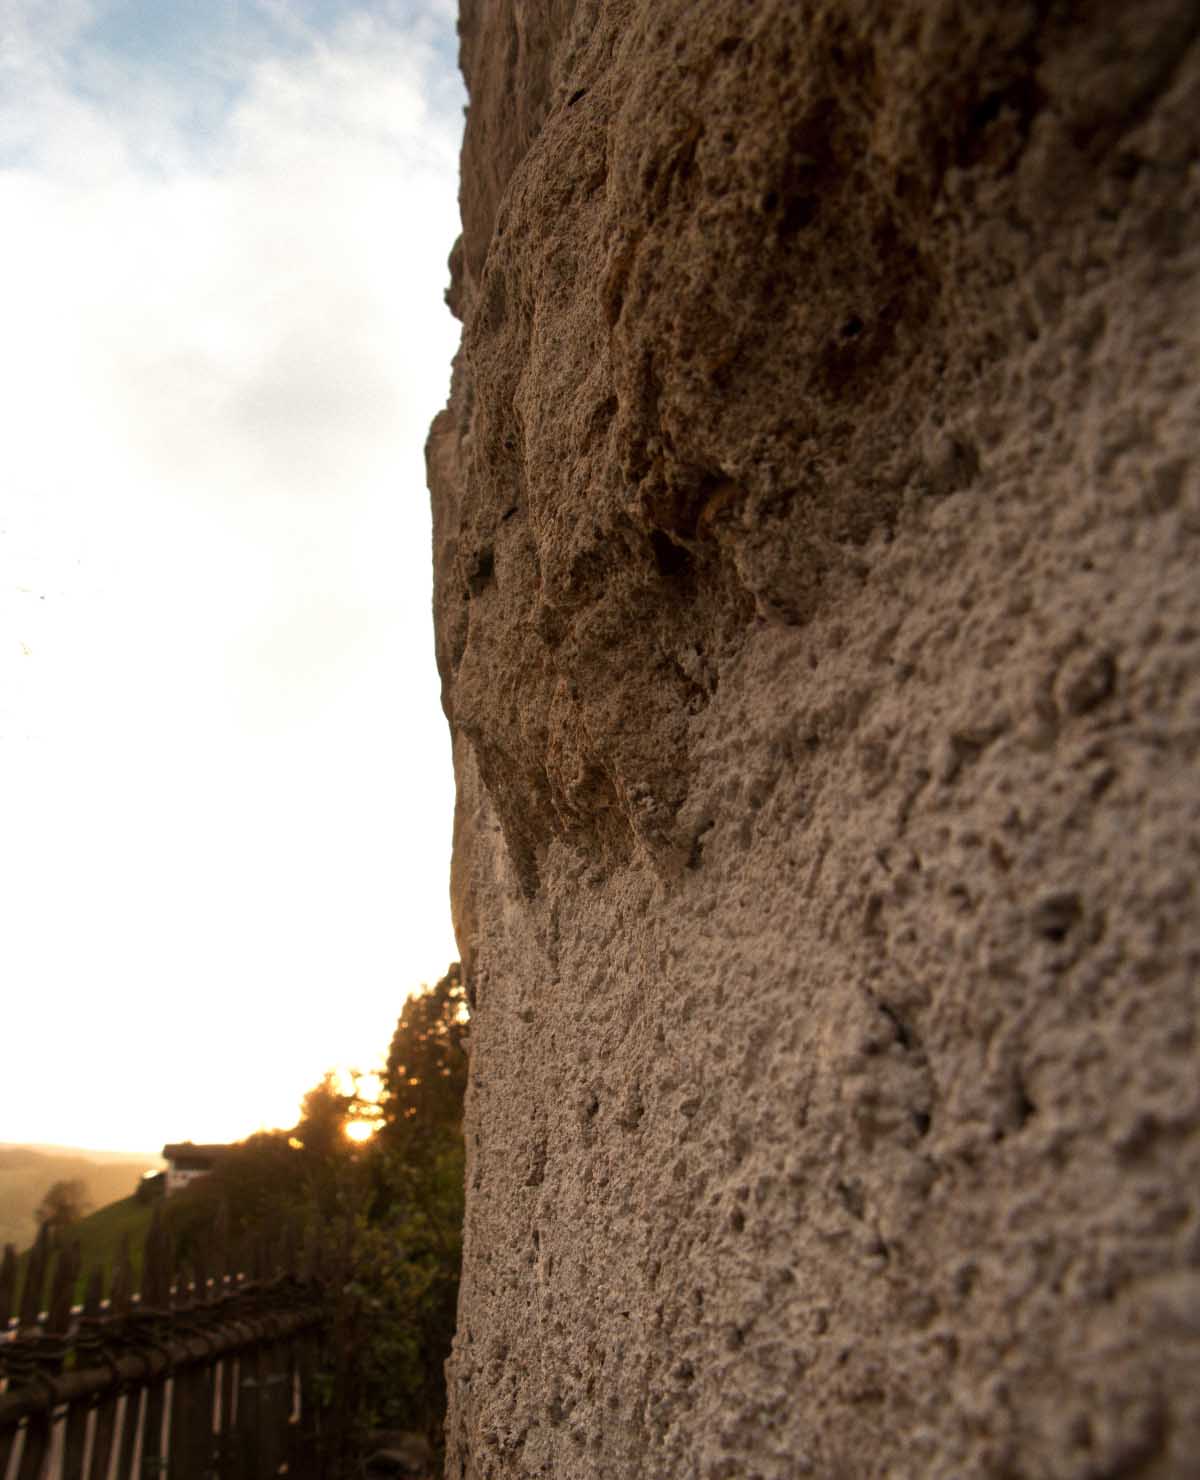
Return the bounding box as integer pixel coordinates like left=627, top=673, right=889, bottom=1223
left=429, top=2, right=1200, bottom=1474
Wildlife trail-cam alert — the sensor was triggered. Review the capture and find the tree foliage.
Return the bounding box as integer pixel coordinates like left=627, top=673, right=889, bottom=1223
left=379, top=962, right=468, bottom=1151
left=34, top=1177, right=91, bottom=1231
left=357, top=964, right=468, bottom=1440
left=164, top=1084, right=356, bottom=1263
left=298, top=1073, right=357, bottom=1164
left=162, top=964, right=469, bottom=1458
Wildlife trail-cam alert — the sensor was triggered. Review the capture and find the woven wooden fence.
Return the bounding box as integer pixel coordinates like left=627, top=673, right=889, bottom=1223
left=0, top=1209, right=356, bottom=1480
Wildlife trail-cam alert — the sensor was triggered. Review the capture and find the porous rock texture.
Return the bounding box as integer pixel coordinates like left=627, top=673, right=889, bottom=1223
left=428, top=2, right=1200, bottom=1475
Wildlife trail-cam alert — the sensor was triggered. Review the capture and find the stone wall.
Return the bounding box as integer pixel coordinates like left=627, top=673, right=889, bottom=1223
left=428, top=2, right=1200, bottom=1474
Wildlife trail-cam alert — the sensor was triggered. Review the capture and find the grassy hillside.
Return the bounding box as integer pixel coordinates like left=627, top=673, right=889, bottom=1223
left=0, top=1145, right=161, bottom=1255
left=13, top=1196, right=156, bottom=1309
left=65, top=1195, right=156, bottom=1298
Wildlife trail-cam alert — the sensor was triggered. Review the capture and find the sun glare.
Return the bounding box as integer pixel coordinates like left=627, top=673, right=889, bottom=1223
left=356, top=1071, right=384, bottom=1103
left=345, top=1119, right=379, bottom=1144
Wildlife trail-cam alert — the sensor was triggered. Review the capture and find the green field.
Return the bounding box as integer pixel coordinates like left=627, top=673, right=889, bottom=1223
left=9, top=1195, right=157, bottom=1311
left=66, top=1195, right=157, bottom=1299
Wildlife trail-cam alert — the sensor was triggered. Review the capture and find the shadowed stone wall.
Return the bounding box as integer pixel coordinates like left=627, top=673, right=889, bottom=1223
left=428, top=2, right=1200, bottom=1473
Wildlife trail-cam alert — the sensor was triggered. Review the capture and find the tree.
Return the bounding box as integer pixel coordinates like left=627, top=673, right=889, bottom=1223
left=35, top=1178, right=91, bottom=1232
left=351, top=1136, right=465, bottom=1445
left=378, top=962, right=468, bottom=1154
left=296, top=1072, right=356, bottom=1163
left=358, top=964, right=468, bottom=1450
left=166, top=1072, right=365, bottom=1260
left=163, top=966, right=470, bottom=1465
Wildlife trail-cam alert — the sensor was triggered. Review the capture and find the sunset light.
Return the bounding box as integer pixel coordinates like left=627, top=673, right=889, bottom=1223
left=345, top=1120, right=380, bottom=1144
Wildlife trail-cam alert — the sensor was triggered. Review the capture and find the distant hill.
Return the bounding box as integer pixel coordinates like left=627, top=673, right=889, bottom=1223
left=1, top=1142, right=162, bottom=1166
left=0, top=1144, right=163, bottom=1255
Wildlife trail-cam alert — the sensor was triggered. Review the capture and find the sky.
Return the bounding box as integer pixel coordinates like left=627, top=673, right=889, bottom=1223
left=0, top=0, right=465, bottom=1153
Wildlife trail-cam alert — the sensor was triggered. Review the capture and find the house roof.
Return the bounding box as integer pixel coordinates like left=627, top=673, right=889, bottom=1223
left=161, top=1142, right=236, bottom=1160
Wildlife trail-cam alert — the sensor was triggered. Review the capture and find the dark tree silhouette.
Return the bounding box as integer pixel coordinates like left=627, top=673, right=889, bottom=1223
left=34, top=1178, right=91, bottom=1231
left=379, top=962, right=468, bottom=1150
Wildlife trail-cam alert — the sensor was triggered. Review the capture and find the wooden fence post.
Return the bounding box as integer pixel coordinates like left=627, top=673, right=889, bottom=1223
left=134, top=1208, right=171, bottom=1479
left=78, top=1264, right=121, bottom=1480
left=0, top=1202, right=332, bottom=1480
left=168, top=1246, right=211, bottom=1480
left=47, top=1241, right=86, bottom=1477
left=0, top=1245, right=15, bottom=1327
left=214, top=1229, right=238, bottom=1480
left=11, top=1224, right=53, bottom=1480
left=110, top=1234, right=144, bottom=1480
left=287, top=1217, right=322, bottom=1480
left=244, top=1232, right=266, bottom=1477
left=0, top=1245, right=18, bottom=1480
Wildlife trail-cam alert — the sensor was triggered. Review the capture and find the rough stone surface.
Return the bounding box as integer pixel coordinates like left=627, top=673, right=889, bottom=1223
left=429, top=2, right=1200, bottom=1474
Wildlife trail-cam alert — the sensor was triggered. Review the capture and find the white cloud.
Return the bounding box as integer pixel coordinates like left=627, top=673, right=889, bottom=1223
left=0, top=0, right=97, bottom=67
left=0, top=2, right=464, bottom=1150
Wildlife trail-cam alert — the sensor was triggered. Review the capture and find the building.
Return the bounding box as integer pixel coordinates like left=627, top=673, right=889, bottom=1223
left=136, top=1169, right=167, bottom=1203
left=161, top=1143, right=234, bottom=1196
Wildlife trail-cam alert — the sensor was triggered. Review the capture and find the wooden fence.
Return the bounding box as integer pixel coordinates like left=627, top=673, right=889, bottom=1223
left=0, top=1211, right=356, bottom=1480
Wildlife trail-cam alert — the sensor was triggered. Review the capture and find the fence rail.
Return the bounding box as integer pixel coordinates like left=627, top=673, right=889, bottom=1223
left=0, top=1211, right=353, bottom=1480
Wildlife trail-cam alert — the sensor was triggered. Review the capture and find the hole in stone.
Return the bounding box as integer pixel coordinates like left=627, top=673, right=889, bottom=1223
left=650, top=530, right=692, bottom=581
left=780, top=194, right=818, bottom=235
left=837, top=1180, right=865, bottom=1220
left=969, top=90, right=1007, bottom=132
left=841, top=315, right=864, bottom=338
left=877, top=999, right=912, bottom=1050
left=1033, top=891, right=1083, bottom=943
left=467, top=546, right=494, bottom=596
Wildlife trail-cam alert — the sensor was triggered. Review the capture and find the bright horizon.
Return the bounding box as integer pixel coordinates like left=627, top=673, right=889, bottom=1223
left=1, top=1, right=464, bottom=1154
